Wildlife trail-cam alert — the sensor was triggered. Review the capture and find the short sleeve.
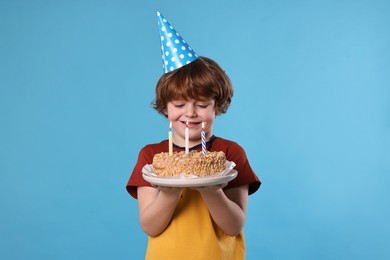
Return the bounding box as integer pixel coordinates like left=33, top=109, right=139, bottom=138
left=126, top=146, right=154, bottom=199
left=222, top=142, right=261, bottom=195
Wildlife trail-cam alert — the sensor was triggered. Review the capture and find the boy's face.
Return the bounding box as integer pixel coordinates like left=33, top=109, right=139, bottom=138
left=166, top=98, right=216, bottom=147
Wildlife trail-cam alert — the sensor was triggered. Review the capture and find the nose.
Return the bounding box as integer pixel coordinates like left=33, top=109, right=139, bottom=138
left=185, top=104, right=197, bottom=117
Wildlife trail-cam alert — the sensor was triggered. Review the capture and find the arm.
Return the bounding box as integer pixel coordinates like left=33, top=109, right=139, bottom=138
left=137, top=186, right=182, bottom=237
left=195, top=184, right=249, bottom=236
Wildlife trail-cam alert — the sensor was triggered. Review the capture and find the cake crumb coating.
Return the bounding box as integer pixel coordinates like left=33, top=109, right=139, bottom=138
left=152, top=151, right=226, bottom=176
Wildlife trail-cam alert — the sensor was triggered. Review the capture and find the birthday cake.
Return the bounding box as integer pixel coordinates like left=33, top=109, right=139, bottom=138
left=152, top=151, right=226, bottom=177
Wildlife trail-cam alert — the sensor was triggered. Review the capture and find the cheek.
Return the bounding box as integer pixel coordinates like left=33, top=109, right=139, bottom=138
left=167, top=110, right=181, bottom=121
left=203, top=109, right=216, bottom=121
left=166, top=106, right=176, bottom=117
left=203, top=115, right=215, bottom=128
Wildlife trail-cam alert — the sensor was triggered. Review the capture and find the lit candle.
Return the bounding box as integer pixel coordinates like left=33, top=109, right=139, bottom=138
left=185, top=120, right=189, bottom=155
left=168, top=122, right=173, bottom=155
left=201, top=122, right=206, bottom=154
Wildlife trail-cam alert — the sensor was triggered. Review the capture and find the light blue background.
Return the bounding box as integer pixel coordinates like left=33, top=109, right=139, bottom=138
left=1, top=0, right=389, bottom=259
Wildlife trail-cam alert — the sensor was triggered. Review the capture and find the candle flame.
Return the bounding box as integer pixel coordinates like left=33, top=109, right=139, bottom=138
left=202, top=122, right=205, bottom=128
left=169, top=121, right=172, bottom=128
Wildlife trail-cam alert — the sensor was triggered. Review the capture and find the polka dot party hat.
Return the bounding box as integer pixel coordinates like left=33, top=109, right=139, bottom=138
left=157, top=11, right=198, bottom=73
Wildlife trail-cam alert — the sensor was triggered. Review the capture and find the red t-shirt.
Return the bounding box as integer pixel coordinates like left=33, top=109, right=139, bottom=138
left=126, top=136, right=261, bottom=198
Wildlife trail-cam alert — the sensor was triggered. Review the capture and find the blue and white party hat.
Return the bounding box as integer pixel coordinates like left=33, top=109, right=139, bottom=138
left=157, top=11, right=198, bottom=73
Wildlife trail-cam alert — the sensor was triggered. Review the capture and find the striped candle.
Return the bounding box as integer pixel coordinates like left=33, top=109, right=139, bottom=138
left=201, top=122, right=206, bottom=154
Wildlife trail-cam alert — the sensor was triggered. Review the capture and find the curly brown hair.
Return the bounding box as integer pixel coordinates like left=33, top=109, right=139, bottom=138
left=153, top=56, right=234, bottom=116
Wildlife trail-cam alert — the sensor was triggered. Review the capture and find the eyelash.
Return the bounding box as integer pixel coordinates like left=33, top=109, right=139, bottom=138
left=173, top=104, right=209, bottom=108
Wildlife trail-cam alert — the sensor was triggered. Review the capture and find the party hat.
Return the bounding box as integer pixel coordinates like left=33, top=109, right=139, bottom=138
left=157, top=11, right=198, bottom=73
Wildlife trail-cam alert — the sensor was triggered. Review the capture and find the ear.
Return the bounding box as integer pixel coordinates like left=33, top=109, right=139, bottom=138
left=163, top=109, right=168, bottom=117
left=214, top=107, right=220, bottom=116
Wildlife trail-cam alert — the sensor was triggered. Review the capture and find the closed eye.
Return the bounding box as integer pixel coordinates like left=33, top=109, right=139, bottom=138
left=197, top=104, right=210, bottom=108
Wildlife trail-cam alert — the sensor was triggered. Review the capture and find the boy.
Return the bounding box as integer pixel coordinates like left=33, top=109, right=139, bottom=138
left=126, top=12, right=260, bottom=259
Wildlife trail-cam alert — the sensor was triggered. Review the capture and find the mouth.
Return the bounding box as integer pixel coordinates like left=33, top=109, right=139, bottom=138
left=181, top=121, right=201, bottom=127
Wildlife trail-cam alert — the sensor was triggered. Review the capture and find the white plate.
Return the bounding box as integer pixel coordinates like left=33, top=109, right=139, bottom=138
left=142, top=161, right=237, bottom=187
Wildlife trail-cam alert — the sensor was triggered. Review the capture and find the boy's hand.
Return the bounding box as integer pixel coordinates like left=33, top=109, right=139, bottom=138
left=191, top=183, right=227, bottom=194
